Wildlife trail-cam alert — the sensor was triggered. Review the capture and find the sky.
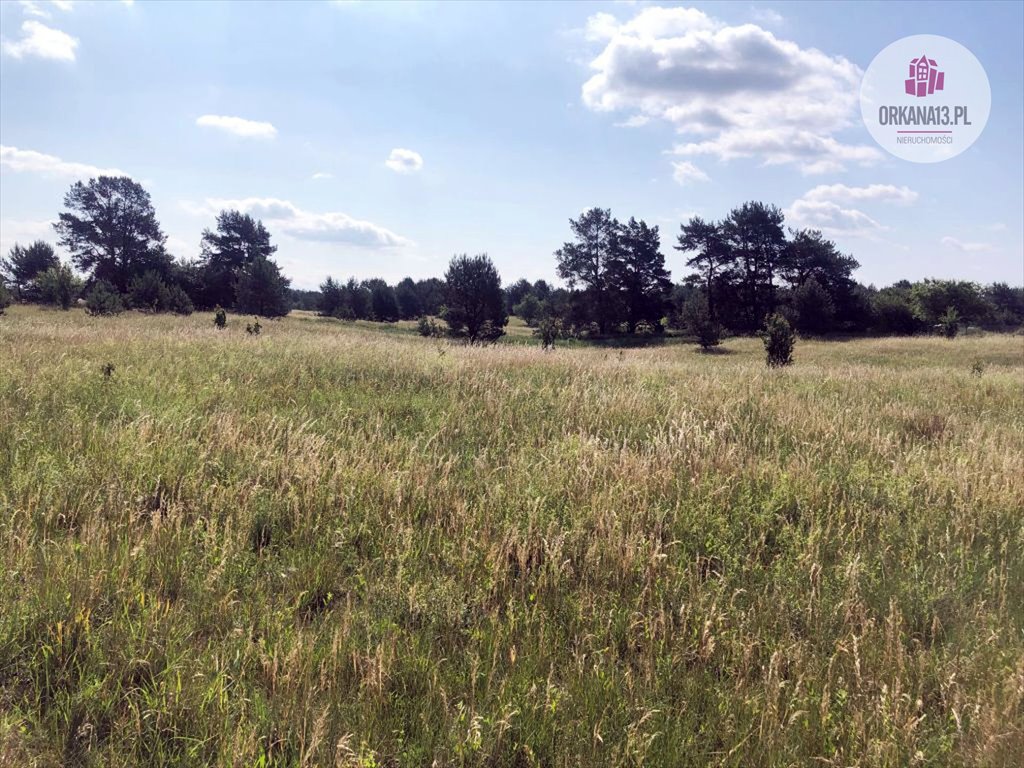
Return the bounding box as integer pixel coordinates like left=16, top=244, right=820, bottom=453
left=1, top=0, right=1022, bottom=290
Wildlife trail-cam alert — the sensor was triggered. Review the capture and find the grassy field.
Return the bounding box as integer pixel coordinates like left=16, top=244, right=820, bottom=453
left=1, top=306, right=1022, bottom=767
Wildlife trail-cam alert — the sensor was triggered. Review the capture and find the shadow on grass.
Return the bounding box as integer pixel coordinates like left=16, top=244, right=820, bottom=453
left=692, top=346, right=736, bottom=355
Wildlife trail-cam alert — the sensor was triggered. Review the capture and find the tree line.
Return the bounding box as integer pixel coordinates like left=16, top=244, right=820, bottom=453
left=1, top=176, right=291, bottom=318
left=2, top=175, right=1022, bottom=341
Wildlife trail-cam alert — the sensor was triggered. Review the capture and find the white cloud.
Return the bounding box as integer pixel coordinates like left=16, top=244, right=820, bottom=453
left=385, top=148, right=423, bottom=174
left=669, top=130, right=880, bottom=175
left=0, top=145, right=124, bottom=178
left=183, top=197, right=411, bottom=249
left=941, top=236, right=993, bottom=254
left=584, top=12, right=623, bottom=42
left=0, top=218, right=57, bottom=259
left=2, top=20, right=78, bottom=61
left=51, top=0, right=74, bottom=11
left=582, top=6, right=880, bottom=173
left=802, top=184, right=918, bottom=206
left=311, top=171, right=333, bottom=180
left=164, top=235, right=198, bottom=261
left=750, top=7, right=784, bottom=26
left=784, top=183, right=920, bottom=238
left=18, top=2, right=51, bottom=18
left=786, top=198, right=884, bottom=238
left=671, top=160, right=709, bottom=186
left=196, top=115, right=277, bottom=139
left=614, top=114, right=650, bottom=128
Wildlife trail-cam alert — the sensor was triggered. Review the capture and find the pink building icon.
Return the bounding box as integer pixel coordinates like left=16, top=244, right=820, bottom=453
left=905, top=54, right=944, bottom=97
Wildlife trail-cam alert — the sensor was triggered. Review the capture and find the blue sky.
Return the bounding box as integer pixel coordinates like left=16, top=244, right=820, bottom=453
left=1, top=0, right=1021, bottom=290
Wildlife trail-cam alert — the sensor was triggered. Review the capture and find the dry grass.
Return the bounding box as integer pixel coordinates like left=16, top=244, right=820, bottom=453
left=1, top=305, right=1022, bottom=767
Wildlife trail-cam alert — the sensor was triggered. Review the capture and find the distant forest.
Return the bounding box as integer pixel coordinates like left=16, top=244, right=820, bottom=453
left=3, top=175, right=1023, bottom=342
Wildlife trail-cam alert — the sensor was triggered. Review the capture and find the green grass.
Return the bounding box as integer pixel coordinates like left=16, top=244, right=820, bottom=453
left=1, top=305, right=1022, bottom=767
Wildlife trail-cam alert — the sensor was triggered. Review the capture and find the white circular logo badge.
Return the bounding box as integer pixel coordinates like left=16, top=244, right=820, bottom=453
left=860, top=34, right=991, bottom=163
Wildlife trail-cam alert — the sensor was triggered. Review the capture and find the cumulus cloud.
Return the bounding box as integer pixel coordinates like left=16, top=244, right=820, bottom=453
left=582, top=6, right=880, bottom=173
left=0, top=218, right=57, bottom=259
left=185, top=197, right=411, bottom=249
left=750, top=8, right=784, bottom=27
left=671, top=160, right=709, bottom=186
left=0, top=145, right=124, bottom=178
left=18, top=2, right=52, bottom=18
left=802, top=184, right=918, bottom=206
left=2, top=20, right=78, bottom=61
left=941, top=236, right=993, bottom=253
left=196, top=115, right=277, bottom=139
left=784, top=183, right=920, bottom=238
left=785, top=199, right=884, bottom=238
left=670, top=131, right=879, bottom=176
left=385, top=148, right=423, bottom=174
left=614, top=114, right=650, bottom=128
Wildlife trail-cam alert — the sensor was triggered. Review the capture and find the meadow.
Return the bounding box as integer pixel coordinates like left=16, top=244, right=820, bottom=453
left=0, top=306, right=1022, bottom=767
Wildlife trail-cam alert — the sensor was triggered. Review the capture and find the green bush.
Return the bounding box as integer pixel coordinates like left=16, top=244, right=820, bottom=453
left=534, top=317, right=562, bottom=349
left=762, top=312, right=795, bottom=368
left=417, top=315, right=442, bottom=337
left=127, top=271, right=193, bottom=314
left=35, top=264, right=81, bottom=310
left=85, top=281, right=125, bottom=315
left=683, top=294, right=722, bottom=350
left=872, top=290, right=921, bottom=335
left=513, top=294, right=543, bottom=327
left=476, top=319, right=503, bottom=344
left=166, top=284, right=194, bottom=315
left=128, top=270, right=172, bottom=312
left=634, top=319, right=656, bottom=336
left=0, top=282, right=11, bottom=314
left=939, top=306, right=960, bottom=338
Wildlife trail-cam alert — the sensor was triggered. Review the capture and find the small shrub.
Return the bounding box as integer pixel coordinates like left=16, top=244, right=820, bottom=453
left=694, top=319, right=722, bottom=350
left=0, top=283, right=11, bottom=314
left=939, top=306, right=960, bottom=338
left=762, top=313, right=795, bottom=368
left=85, top=281, right=125, bottom=316
left=35, top=264, right=81, bottom=310
left=167, top=285, right=194, bottom=315
left=513, top=294, right=542, bottom=327
left=246, top=318, right=262, bottom=336
left=970, top=359, right=985, bottom=377
left=213, top=307, right=227, bottom=329
left=534, top=317, right=562, bottom=349
left=417, top=316, right=443, bottom=338
left=101, top=362, right=115, bottom=379
left=476, top=319, right=503, bottom=344
left=683, top=294, right=721, bottom=350
left=634, top=319, right=656, bottom=336
left=128, top=270, right=172, bottom=312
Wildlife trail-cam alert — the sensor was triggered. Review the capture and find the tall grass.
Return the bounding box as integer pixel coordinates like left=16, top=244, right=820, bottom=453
left=1, top=306, right=1022, bottom=767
